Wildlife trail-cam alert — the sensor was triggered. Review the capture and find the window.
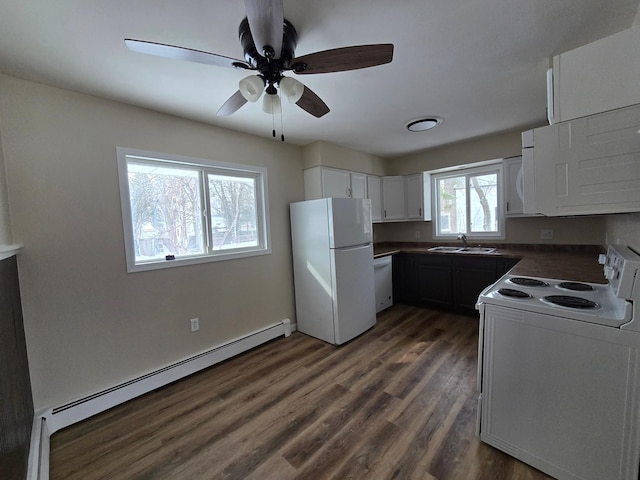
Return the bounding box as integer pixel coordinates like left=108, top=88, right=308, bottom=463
left=117, top=148, right=270, bottom=272
left=433, top=164, right=503, bottom=239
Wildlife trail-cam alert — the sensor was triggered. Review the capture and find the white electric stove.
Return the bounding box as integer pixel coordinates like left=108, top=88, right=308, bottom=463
left=476, top=245, right=640, bottom=480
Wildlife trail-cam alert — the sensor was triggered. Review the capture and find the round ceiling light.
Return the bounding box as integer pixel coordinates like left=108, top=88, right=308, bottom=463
left=406, top=117, right=442, bottom=132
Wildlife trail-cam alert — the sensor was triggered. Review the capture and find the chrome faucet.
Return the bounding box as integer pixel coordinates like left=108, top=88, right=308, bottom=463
left=457, top=233, right=468, bottom=248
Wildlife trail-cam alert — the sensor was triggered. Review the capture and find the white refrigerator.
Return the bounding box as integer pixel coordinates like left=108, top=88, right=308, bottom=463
left=290, top=198, right=376, bottom=345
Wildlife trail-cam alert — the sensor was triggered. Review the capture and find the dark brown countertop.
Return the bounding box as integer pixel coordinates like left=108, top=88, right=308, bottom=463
left=374, top=242, right=607, bottom=284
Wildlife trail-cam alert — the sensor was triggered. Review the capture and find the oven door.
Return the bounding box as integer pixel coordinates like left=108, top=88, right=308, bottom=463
left=480, top=303, right=640, bottom=480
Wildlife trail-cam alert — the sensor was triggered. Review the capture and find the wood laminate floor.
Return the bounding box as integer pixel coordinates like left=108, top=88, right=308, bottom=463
left=50, top=304, right=553, bottom=480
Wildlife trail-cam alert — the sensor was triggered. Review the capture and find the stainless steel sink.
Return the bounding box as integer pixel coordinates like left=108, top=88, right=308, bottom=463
left=428, top=246, right=463, bottom=252
left=428, top=246, right=496, bottom=254
left=459, top=247, right=496, bottom=254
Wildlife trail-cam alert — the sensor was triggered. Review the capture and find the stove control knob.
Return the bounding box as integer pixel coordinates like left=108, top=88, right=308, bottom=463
left=604, top=266, right=616, bottom=280
left=598, top=254, right=607, bottom=265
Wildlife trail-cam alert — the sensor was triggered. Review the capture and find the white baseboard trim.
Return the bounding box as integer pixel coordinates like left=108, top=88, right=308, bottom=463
left=26, top=410, right=50, bottom=480
left=27, top=318, right=291, bottom=480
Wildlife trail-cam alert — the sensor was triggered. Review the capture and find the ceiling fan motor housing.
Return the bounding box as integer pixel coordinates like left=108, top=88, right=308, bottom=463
left=239, top=17, right=299, bottom=85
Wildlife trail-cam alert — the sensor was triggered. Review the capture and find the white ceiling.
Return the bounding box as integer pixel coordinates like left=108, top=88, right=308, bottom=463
left=0, top=0, right=638, bottom=158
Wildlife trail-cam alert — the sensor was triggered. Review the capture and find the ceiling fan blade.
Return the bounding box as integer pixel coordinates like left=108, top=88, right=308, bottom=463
left=291, top=44, right=394, bottom=74
left=217, top=90, right=248, bottom=116
left=125, top=39, right=252, bottom=69
left=295, top=85, right=330, bottom=118
left=244, top=0, right=284, bottom=58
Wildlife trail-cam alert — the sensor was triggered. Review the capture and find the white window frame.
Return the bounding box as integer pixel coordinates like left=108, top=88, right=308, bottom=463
left=432, top=163, right=504, bottom=240
left=117, top=147, right=271, bottom=272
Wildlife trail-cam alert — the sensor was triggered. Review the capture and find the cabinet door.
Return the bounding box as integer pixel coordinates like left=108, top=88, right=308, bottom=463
left=350, top=173, right=367, bottom=199
left=553, top=24, right=640, bottom=123
left=382, top=176, right=406, bottom=221
left=405, top=173, right=424, bottom=220
left=453, top=257, right=498, bottom=313
left=532, top=105, right=640, bottom=216
left=366, top=175, right=383, bottom=222
left=392, top=254, right=416, bottom=304
left=503, top=156, right=524, bottom=216
left=322, top=168, right=352, bottom=198
left=414, top=255, right=453, bottom=309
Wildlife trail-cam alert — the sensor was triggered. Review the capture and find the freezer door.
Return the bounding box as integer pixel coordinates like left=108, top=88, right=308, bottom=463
left=331, top=243, right=376, bottom=344
left=328, top=198, right=372, bottom=248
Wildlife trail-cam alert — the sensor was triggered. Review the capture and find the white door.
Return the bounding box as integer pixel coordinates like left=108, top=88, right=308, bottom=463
left=405, top=173, right=424, bottom=219
left=366, top=175, right=383, bottom=222
left=328, top=198, right=372, bottom=248
left=350, top=173, right=367, bottom=199
left=331, top=244, right=376, bottom=344
left=322, top=168, right=352, bottom=198
left=382, top=176, right=406, bottom=221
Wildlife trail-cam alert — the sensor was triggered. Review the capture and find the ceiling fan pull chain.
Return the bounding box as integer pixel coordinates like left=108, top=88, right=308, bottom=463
left=271, top=107, right=276, bottom=138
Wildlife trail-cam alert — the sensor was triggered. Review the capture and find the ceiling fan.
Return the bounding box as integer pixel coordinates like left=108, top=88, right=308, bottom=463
left=125, top=0, right=394, bottom=119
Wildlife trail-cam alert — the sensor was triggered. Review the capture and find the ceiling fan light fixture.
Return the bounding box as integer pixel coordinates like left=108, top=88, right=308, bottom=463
left=406, top=117, right=443, bottom=132
left=279, top=77, right=304, bottom=104
left=239, top=75, right=264, bottom=102
left=262, top=92, right=282, bottom=114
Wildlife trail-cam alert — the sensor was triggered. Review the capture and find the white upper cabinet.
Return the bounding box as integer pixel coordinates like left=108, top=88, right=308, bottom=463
left=552, top=24, right=640, bottom=123
left=405, top=173, right=432, bottom=221
left=350, top=172, right=367, bottom=199
left=527, top=104, right=640, bottom=216
left=304, top=167, right=433, bottom=222
left=503, top=156, right=524, bottom=216
left=366, top=175, right=383, bottom=222
left=382, top=176, right=406, bottom=221
left=304, top=166, right=365, bottom=200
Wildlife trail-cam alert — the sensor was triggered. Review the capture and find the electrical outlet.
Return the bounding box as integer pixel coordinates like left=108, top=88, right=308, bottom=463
left=190, top=318, right=199, bottom=332
left=540, top=229, right=554, bottom=240
left=415, top=231, right=421, bottom=239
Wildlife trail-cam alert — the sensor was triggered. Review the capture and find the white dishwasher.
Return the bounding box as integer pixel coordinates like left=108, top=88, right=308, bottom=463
left=373, top=255, right=393, bottom=312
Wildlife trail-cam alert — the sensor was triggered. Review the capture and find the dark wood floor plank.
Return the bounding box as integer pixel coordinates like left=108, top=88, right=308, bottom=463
left=50, top=304, right=554, bottom=480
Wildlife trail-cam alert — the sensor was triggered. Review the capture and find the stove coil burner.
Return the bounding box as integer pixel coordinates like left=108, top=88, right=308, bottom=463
left=543, top=295, right=600, bottom=309
left=498, top=288, right=532, bottom=299
left=557, top=282, right=594, bottom=292
left=508, top=277, right=550, bottom=287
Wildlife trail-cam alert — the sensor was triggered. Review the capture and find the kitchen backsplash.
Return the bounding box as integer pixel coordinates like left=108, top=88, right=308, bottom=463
left=373, top=214, right=607, bottom=245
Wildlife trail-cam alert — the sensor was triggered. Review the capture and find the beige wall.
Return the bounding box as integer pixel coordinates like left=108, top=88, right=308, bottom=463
left=605, top=213, right=640, bottom=251
left=0, top=126, right=12, bottom=245
left=302, top=140, right=386, bottom=176
left=374, top=215, right=606, bottom=245
left=0, top=74, right=304, bottom=409
left=385, top=130, right=526, bottom=175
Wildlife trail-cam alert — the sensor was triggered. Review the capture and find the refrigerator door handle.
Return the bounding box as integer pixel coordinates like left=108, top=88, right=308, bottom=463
left=334, top=243, right=372, bottom=252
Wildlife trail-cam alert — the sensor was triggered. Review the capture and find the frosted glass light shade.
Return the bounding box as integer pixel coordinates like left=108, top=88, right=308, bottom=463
left=262, top=93, right=282, bottom=114
left=279, top=77, right=304, bottom=104
left=239, top=75, right=264, bottom=102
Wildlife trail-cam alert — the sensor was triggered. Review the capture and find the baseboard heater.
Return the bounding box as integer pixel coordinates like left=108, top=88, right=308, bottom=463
left=28, top=319, right=291, bottom=479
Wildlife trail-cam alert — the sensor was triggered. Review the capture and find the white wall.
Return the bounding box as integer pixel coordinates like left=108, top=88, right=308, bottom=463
left=0, top=74, right=304, bottom=410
